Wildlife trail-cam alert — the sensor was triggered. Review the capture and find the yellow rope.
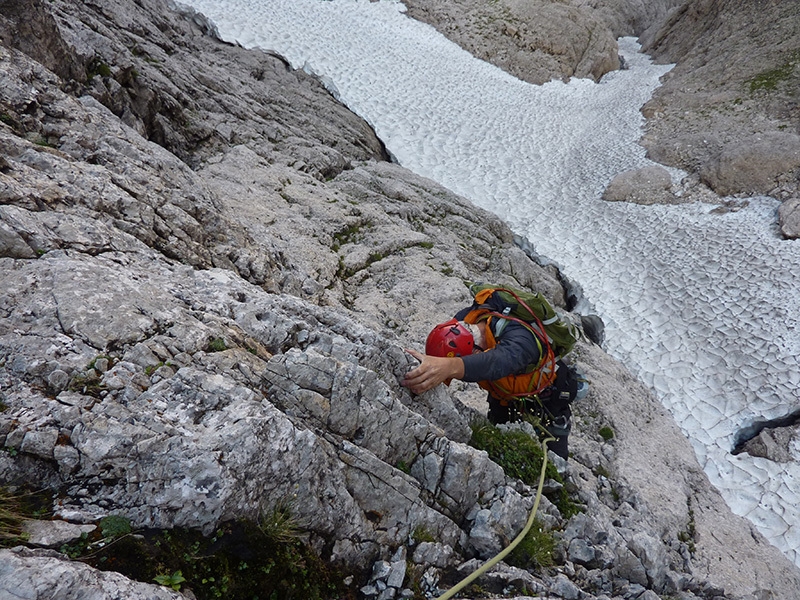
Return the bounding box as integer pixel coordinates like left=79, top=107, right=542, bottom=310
left=435, top=435, right=555, bottom=600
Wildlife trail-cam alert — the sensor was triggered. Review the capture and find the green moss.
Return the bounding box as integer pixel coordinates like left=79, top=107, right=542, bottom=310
left=598, top=426, right=614, bottom=441
left=100, top=515, right=132, bottom=538
left=469, top=420, right=580, bottom=517
left=678, top=498, right=697, bottom=555
left=748, top=54, right=799, bottom=93
left=207, top=338, right=227, bottom=353
left=87, top=57, right=112, bottom=80
left=332, top=223, right=366, bottom=251
left=77, top=520, right=347, bottom=600
left=366, top=251, right=386, bottom=265
left=506, top=519, right=555, bottom=569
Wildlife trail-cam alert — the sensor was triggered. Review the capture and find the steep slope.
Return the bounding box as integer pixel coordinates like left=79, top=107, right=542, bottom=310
left=1, top=0, right=799, bottom=599
left=640, top=0, right=800, bottom=204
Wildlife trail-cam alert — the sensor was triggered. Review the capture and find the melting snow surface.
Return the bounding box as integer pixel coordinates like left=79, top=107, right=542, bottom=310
left=182, top=0, right=800, bottom=566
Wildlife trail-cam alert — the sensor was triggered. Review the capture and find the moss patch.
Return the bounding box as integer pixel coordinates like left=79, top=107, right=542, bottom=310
left=506, top=519, right=556, bottom=569
left=80, top=520, right=349, bottom=600
left=206, top=337, right=228, bottom=352
left=748, top=52, right=799, bottom=92
left=469, top=420, right=580, bottom=518
left=598, top=426, right=614, bottom=441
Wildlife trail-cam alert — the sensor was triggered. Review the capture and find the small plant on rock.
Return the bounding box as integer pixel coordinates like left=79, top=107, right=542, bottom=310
left=411, top=525, right=436, bottom=545
left=258, top=500, right=300, bottom=544
left=598, top=426, right=614, bottom=441
left=469, top=419, right=580, bottom=518
left=506, top=519, right=556, bottom=569
left=154, top=570, right=186, bottom=591
left=100, top=514, right=132, bottom=538
left=206, top=338, right=227, bottom=352
left=0, top=487, right=28, bottom=545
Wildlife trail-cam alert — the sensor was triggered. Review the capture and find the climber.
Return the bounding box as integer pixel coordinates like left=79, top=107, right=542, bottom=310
left=402, top=288, right=579, bottom=459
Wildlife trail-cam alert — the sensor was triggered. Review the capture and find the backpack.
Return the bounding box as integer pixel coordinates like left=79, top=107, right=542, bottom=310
left=467, top=282, right=579, bottom=359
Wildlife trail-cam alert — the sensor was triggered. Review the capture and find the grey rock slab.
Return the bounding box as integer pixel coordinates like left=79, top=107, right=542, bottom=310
left=2, top=0, right=800, bottom=597
left=21, top=520, right=97, bottom=548
left=0, top=547, right=185, bottom=600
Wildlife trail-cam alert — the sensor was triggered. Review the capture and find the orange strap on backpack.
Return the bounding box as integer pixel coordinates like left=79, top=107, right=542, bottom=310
left=464, top=289, right=557, bottom=402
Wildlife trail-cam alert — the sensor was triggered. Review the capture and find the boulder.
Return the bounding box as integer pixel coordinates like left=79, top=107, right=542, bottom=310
left=700, top=133, right=800, bottom=197
left=779, top=197, right=800, bottom=239
left=0, top=547, right=184, bottom=600
left=602, top=165, right=676, bottom=205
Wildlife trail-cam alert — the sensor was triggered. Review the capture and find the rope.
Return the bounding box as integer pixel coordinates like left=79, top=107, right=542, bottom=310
left=435, top=434, right=555, bottom=600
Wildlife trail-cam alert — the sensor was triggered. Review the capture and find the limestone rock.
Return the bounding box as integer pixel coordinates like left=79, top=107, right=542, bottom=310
left=641, top=0, right=800, bottom=199
left=779, top=197, right=800, bottom=239
left=1, top=0, right=800, bottom=598
left=740, top=426, right=798, bottom=463
left=403, top=0, right=622, bottom=85
left=21, top=520, right=97, bottom=548
left=699, top=133, right=800, bottom=197
left=602, top=165, right=677, bottom=205
left=0, top=547, right=185, bottom=600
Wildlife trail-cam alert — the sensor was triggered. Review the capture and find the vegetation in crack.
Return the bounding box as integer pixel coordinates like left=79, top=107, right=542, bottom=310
left=748, top=51, right=800, bottom=93
left=0, top=486, right=51, bottom=546
left=24, top=510, right=350, bottom=600
left=469, top=418, right=581, bottom=518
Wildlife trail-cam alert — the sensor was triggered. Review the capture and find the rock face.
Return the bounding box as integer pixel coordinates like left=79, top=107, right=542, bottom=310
left=639, top=0, right=800, bottom=234
left=402, top=0, right=684, bottom=86
left=406, top=0, right=800, bottom=236
left=1, top=1, right=800, bottom=599
left=403, top=0, right=617, bottom=85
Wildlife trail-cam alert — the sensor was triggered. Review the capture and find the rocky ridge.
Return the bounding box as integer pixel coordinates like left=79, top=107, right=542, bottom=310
left=402, top=0, right=800, bottom=238
left=1, top=1, right=799, bottom=599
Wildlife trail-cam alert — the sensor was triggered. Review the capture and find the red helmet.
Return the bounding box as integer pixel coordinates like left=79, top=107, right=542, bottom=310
left=425, top=319, right=474, bottom=357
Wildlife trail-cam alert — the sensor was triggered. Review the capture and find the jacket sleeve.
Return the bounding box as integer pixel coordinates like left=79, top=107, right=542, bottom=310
left=460, top=320, right=540, bottom=383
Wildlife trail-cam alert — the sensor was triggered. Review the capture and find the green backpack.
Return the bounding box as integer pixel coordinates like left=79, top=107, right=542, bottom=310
left=468, top=282, right=579, bottom=358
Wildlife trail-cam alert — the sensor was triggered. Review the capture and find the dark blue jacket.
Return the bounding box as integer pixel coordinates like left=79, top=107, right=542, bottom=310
left=454, top=294, right=541, bottom=384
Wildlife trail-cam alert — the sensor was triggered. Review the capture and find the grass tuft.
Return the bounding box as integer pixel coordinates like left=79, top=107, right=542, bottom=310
left=469, top=419, right=580, bottom=518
